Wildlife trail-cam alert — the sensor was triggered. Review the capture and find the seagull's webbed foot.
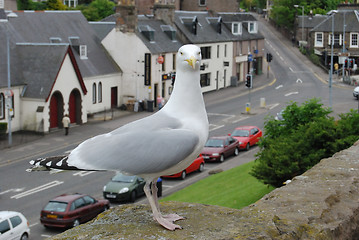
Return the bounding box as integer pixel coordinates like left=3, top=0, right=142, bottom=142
left=144, top=179, right=184, bottom=231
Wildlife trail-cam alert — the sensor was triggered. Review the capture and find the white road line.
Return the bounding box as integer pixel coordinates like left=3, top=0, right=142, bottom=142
left=232, top=115, right=250, bottom=124
left=29, top=222, right=39, bottom=228
left=0, top=188, right=25, bottom=195
left=289, top=67, right=294, bottom=72
left=11, top=181, right=64, bottom=199
left=41, top=235, right=53, bottom=238
left=285, top=92, right=299, bottom=97
left=268, top=103, right=280, bottom=110
left=209, top=124, right=225, bottom=132
left=162, top=184, right=173, bottom=188
left=296, top=78, right=303, bottom=83
left=73, top=171, right=93, bottom=177
left=276, top=85, right=283, bottom=89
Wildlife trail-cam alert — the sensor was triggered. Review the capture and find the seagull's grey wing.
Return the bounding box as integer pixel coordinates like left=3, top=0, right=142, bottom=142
left=67, top=112, right=199, bottom=174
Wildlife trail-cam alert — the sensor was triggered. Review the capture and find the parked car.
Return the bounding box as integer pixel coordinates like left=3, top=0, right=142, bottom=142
left=40, top=193, right=109, bottom=229
left=103, top=173, right=162, bottom=202
left=162, top=154, right=205, bottom=180
left=230, top=126, right=262, bottom=150
left=201, top=136, right=239, bottom=162
left=0, top=211, right=30, bottom=240
left=353, top=86, right=359, bottom=99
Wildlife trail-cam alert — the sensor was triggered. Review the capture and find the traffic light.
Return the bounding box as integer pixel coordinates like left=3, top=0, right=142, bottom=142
left=350, top=58, right=355, bottom=69
left=245, top=74, right=252, bottom=88
left=344, top=59, right=349, bottom=69
left=266, top=53, right=273, bottom=62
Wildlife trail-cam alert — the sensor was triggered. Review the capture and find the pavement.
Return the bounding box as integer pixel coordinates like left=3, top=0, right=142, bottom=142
left=0, top=16, right=354, bottom=162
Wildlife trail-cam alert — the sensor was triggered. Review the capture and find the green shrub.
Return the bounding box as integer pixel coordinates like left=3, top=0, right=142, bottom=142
left=0, top=122, right=7, bottom=131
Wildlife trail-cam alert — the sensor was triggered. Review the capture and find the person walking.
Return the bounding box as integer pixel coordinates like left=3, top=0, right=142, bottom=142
left=62, top=114, right=71, bottom=135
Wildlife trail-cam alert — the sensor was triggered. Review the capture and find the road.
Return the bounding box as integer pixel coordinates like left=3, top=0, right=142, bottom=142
left=0, top=17, right=356, bottom=239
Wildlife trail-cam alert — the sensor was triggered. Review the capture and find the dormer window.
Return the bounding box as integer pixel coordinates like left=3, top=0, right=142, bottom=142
left=80, top=45, right=87, bottom=59
left=161, top=25, right=177, bottom=41
left=232, top=22, right=242, bottom=35
left=206, top=17, right=222, bottom=34
left=50, top=37, right=62, bottom=43
left=138, top=25, right=155, bottom=42
left=180, top=16, right=198, bottom=35
left=248, top=22, right=257, bottom=33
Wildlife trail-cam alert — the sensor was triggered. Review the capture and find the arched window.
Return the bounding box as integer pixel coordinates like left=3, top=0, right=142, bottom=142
left=98, top=82, right=102, bottom=103
left=0, top=93, right=4, bottom=119
left=92, top=83, right=97, bottom=104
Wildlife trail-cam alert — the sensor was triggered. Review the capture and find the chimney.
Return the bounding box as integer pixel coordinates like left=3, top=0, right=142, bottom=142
left=116, top=0, right=137, bottom=33
left=153, top=0, right=175, bottom=25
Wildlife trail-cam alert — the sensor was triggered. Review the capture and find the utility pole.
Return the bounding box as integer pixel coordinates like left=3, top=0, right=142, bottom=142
left=6, top=32, right=12, bottom=146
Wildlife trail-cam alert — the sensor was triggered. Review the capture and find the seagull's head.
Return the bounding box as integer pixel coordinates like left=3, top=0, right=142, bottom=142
left=177, top=44, right=201, bottom=71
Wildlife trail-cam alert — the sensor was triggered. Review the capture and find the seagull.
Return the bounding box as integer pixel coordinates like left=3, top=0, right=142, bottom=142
left=29, top=44, right=209, bottom=230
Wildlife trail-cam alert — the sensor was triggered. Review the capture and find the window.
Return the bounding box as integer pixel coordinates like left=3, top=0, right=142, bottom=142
left=201, top=46, right=211, bottom=59
left=80, top=45, right=87, bottom=59
left=315, top=32, right=323, bottom=47
left=98, top=82, right=102, bottom=103
left=248, top=22, right=257, bottom=33
left=161, top=55, right=166, bottom=71
left=83, top=195, right=95, bottom=205
left=92, top=83, right=96, bottom=104
left=200, top=73, right=211, bottom=87
left=10, top=216, right=22, bottom=228
left=350, top=33, right=359, bottom=48
left=172, top=53, right=176, bottom=70
left=224, top=44, right=227, bottom=57
left=0, top=219, right=10, bottom=234
left=144, top=53, right=151, bottom=86
left=0, top=93, right=4, bottom=119
left=232, top=22, right=242, bottom=35
left=217, top=45, right=219, bottom=58
left=0, top=0, right=4, bottom=9
left=334, top=33, right=341, bottom=46
left=74, top=198, right=86, bottom=209
left=198, top=0, right=206, bottom=6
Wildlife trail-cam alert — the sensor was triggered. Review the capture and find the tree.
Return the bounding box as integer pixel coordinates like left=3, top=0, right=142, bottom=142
left=250, top=99, right=359, bottom=187
left=79, top=0, right=115, bottom=21
left=47, top=0, right=67, bottom=10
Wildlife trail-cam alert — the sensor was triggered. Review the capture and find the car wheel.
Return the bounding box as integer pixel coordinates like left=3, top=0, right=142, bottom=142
left=245, top=143, right=250, bottom=151
left=234, top=147, right=239, bottom=156
left=130, top=191, right=136, bottom=202
left=219, top=154, right=225, bottom=162
left=198, top=163, right=204, bottom=172
left=20, top=233, right=29, bottom=240
left=73, top=219, right=80, bottom=228
left=180, top=171, right=186, bottom=180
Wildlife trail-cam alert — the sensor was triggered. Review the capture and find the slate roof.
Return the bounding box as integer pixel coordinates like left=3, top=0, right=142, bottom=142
left=217, top=12, right=264, bottom=41
left=298, top=15, right=327, bottom=29
left=90, top=21, right=116, bottom=41
left=174, top=11, right=236, bottom=44
left=310, top=10, right=359, bottom=33
left=0, top=11, right=121, bottom=98
left=137, top=15, right=183, bottom=54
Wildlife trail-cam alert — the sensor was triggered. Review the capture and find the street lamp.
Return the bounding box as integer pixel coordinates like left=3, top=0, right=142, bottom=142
left=294, top=5, right=304, bottom=42
left=328, top=10, right=338, bottom=109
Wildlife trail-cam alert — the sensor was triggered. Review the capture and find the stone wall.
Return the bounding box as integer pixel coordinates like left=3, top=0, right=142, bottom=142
left=50, top=140, right=359, bottom=239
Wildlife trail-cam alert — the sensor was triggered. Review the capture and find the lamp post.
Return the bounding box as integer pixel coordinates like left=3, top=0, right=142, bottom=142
left=328, top=10, right=338, bottom=109
left=294, top=5, right=304, bottom=42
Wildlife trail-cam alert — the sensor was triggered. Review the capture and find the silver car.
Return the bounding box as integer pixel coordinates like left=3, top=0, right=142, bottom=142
left=353, top=86, right=359, bottom=99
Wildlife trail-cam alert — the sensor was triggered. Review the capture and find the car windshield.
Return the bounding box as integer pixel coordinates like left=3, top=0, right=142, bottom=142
left=112, top=174, right=136, bottom=183
left=43, top=201, right=68, bottom=212
left=205, top=139, right=224, bottom=148
left=231, top=129, right=249, bottom=137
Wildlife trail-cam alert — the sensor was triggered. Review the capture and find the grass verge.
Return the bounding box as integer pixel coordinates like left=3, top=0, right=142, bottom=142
left=161, top=161, right=275, bottom=209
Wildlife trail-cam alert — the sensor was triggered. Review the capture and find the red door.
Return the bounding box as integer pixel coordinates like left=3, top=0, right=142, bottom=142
left=50, top=95, right=58, bottom=128
left=111, top=87, right=118, bottom=108
left=69, top=92, right=76, bottom=123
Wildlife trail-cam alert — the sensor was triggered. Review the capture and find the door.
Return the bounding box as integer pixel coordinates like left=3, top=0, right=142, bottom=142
left=49, top=92, right=64, bottom=128
left=69, top=89, right=82, bottom=124
left=111, top=87, right=118, bottom=108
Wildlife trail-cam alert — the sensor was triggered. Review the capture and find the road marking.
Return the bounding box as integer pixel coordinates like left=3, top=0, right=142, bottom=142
left=10, top=181, right=64, bottom=199
left=268, top=103, right=280, bottom=110
left=232, top=115, right=250, bottom=124
left=29, top=222, right=39, bottom=228
left=209, top=124, right=224, bottom=132
left=41, top=235, right=53, bottom=238
left=73, top=171, right=93, bottom=177
left=0, top=188, right=25, bottom=195
left=296, top=78, right=303, bottom=83
left=289, top=67, right=294, bottom=72
left=276, top=85, right=283, bottom=89
left=285, top=92, right=299, bottom=97
left=162, top=184, right=173, bottom=188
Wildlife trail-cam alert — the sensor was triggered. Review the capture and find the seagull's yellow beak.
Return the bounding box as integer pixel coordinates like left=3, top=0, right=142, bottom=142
left=185, top=56, right=197, bottom=69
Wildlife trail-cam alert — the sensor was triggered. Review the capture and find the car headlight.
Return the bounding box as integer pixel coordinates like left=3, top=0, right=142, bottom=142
left=239, top=142, right=243, bottom=144
left=119, top=187, right=129, bottom=194
left=103, top=186, right=106, bottom=191
left=212, top=153, right=219, bottom=156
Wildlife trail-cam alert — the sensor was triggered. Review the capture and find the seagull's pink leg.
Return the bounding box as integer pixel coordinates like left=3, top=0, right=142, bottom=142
left=144, top=180, right=182, bottom=230
left=150, top=181, right=185, bottom=222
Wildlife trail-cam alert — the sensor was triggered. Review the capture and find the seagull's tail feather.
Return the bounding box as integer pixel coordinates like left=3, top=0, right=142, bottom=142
left=28, top=155, right=92, bottom=171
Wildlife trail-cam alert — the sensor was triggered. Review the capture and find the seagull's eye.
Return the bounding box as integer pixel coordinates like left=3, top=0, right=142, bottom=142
left=198, top=52, right=201, bottom=55
left=180, top=52, right=183, bottom=55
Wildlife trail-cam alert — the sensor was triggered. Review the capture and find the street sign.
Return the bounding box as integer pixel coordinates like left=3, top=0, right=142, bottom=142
left=248, top=54, right=253, bottom=62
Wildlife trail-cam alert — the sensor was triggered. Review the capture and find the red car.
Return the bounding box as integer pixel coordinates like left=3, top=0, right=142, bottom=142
left=162, top=155, right=205, bottom=180
left=230, top=126, right=262, bottom=150
left=201, top=136, right=239, bottom=162
left=40, top=193, right=110, bottom=228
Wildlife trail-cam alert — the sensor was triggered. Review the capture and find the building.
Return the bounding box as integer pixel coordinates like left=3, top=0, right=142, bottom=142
left=0, top=10, right=122, bottom=133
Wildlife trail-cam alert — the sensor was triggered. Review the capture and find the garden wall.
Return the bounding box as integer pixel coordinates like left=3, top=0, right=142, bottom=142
left=50, top=140, right=359, bottom=239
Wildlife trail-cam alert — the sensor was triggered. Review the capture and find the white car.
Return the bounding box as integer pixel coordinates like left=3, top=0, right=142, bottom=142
left=353, top=86, right=359, bottom=99
left=0, top=211, right=30, bottom=240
